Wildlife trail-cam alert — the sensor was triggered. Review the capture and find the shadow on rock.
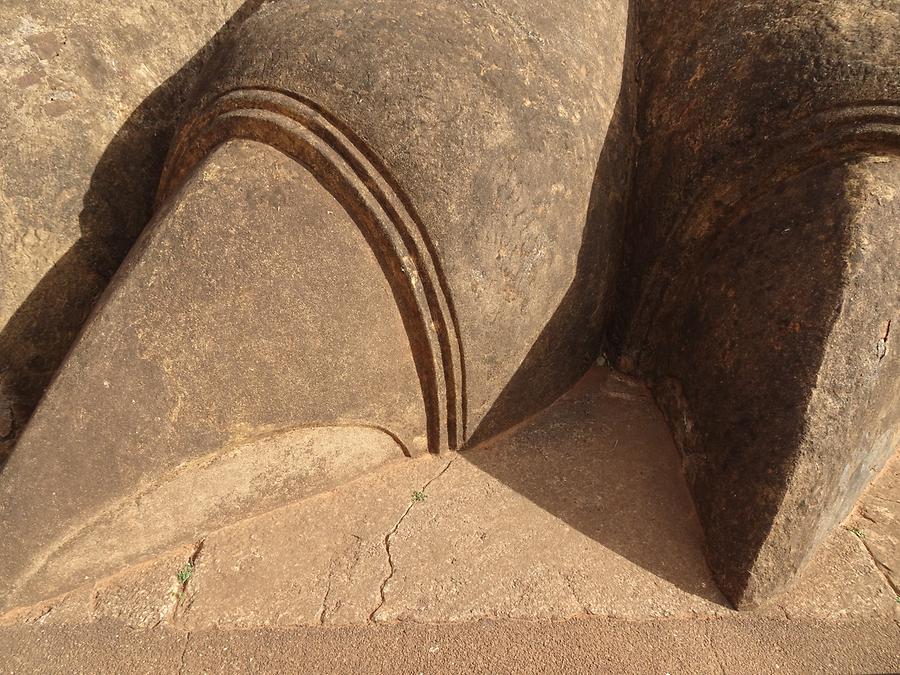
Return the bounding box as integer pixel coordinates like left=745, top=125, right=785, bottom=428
left=0, top=0, right=267, bottom=469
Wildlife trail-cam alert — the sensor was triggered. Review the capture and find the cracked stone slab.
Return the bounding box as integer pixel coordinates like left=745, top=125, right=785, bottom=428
left=174, top=455, right=449, bottom=628
left=375, top=368, right=729, bottom=621
left=767, top=527, right=899, bottom=619
left=0, top=544, right=193, bottom=628
left=2, top=423, right=408, bottom=613
left=845, top=450, right=900, bottom=605
left=764, top=449, right=900, bottom=620
left=369, top=459, right=456, bottom=621
left=0, top=455, right=446, bottom=629
left=3, top=367, right=895, bottom=628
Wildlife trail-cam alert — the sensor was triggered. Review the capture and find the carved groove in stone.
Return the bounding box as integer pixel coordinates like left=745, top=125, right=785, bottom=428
left=624, top=104, right=900, bottom=363
left=157, top=88, right=465, bottom=453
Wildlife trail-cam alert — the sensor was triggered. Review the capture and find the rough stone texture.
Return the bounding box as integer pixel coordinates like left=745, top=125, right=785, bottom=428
left=0, top=140, right=424, bottom=610
left=164, top=0, right=635, bottom=447
left=3, top=618, right=900, bottom=675
left=4, top=367, right=895, bottom=630
left=0, top=381, right=12, bottom=445
left=180, top=458, right=450, bottom=628
left=609, top=0, right=900, bottom=607
left=844, top=450, right=900, bottom=603
left=769, top=527, right=899, bottom=620
left=0, top=0, right=256, bottom=460
left=1, top=0, right=898, bottom=618
left=0, top=545, right=193, bottom=629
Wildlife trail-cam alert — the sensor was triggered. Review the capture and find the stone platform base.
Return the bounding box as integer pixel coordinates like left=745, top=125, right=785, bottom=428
left=3, top=616, right=900, bottom=675
left=2, top=367, right=896, bottom=634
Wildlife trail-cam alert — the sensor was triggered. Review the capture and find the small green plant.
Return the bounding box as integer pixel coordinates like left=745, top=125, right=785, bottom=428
left=849, top=527, right=865, bottom=539
left=411, top=490, right=427, bottom=502
left=176, top=562, right=194, bottom=584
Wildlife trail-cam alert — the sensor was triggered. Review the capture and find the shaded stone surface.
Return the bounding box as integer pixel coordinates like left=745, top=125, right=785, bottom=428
left=0, top=140, right=426, bottom=610
left=771, top=527, right=899, bottom=620
left=609, top=0, right=900, bottom=606
left=0, top=0, right=897, bottom=617
left=0, top=0, right=254, bottom=459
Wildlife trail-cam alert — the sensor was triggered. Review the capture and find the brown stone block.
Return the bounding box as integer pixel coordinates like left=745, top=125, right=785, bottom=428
left=0, top=0, right=259, bottom=458
left=0, top=141, right=423, bottom=609
left=612, top=0, right=900, bottom=606
left=4, top=0, right=895, bottom=616
left=0, top=0, right=633, bottom=611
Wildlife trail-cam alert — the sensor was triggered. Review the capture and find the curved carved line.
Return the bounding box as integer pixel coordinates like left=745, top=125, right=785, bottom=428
left=625, top=104, right=900, bottom=364
left=156, top=89, right=464, bottom=453
left=250, top=86, right=468, bottom=442
left=219, top=86, right=466, bottom=447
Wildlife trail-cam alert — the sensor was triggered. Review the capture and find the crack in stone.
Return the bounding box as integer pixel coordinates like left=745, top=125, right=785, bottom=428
left=318, top=535, right=364, bottom=623
left=369, top=456, right=456, bottom=621
left=706, top=621, right=727, bottom=675
left=89, top=588, right=102, bottom=617
left=178, top=631, right=191, bottom=675
left=171, top=538, right=205, bottom=623
left=317, top=561, right=335, bottom=625
left=854, top=533, right=900, bottom=599
left=0, top=585, right=81, bottom=627
left=858, top=512, right=878, bottom=524
left=561, top=571, right=589, bottom=614
left=33, top=605, right=53, bottom=624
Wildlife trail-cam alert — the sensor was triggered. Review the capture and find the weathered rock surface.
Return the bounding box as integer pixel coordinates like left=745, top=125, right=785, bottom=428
left=844, top=450, right=900, bottom=603
left=3, top=368, right=896, bottom=630
left=0, top=0, right=635, bottom=610
left=0, top=0, right=254, bottom=460
left=4, top=617, right=900, bottom=675
left=610, top=0, right=900, bottom=607
left=0, top=139, right=427, bottom=609
left=0, top=0, right=897, bottom=617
